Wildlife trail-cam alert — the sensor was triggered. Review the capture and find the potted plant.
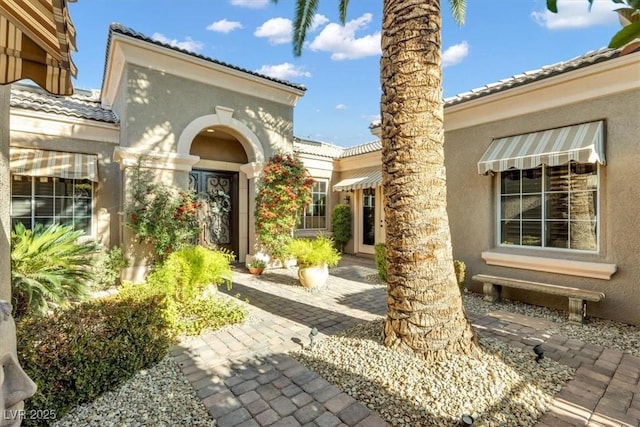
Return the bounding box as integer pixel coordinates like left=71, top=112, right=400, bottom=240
left=286, top=235, right=341, bottom=288
left=247, top=259, right=267, bottom=275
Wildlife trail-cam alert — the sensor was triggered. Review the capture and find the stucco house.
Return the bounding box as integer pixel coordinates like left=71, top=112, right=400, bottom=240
left=7, top=23, right=640, bottom=325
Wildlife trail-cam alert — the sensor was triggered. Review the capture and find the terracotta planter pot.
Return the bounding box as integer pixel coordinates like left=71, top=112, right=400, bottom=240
left=298, top=264, right=329, bottom=288
left=248, top=267, right=265, bottom=275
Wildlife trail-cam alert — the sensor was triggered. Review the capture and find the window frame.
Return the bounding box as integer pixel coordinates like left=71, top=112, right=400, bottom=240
left=10, top=175, right=94, bottom=236
left=495, top=163, right=600, bottom=254
left=297, top=179, right=328, bottom=231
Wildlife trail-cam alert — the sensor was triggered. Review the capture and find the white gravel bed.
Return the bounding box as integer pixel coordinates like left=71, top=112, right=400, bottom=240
left=52, top=356, right=214, bottom=427
left=292, top=319, right=574, bottom=427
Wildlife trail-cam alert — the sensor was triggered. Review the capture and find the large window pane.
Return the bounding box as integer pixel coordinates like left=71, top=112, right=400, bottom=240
left=521, top=168, right=542, bottom=193
left=570, top=221, right=597, bottom=250
left=501, top=195, right=521, bottom=220
left=10, top=176, right=93, bottom=235
left=522, top=221, right=542, bottom=246
left=501, top=221, right=520, bottom=245
left=521, top=195, right=542, bottom=219
left=500, top=161, right=598, bottom=252
left=297, top=180, right=327, bottom=230
left=501, top=170, right=521, bottom=194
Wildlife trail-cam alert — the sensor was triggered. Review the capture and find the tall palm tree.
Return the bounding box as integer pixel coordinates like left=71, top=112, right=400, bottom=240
left=274, top=0, right=481, bottom=360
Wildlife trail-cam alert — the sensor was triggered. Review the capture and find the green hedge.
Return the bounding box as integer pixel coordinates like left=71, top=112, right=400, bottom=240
left=17, top=293, right=172, bottom=426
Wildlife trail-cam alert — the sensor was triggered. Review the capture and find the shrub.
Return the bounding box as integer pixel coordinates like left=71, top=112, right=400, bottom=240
left=254, top=153, right=314, bottom=264
left=117, top=245, right=246, bottom=336
left=11, top=223, right=99, bottom=318
left=374, top=243, right=387, bottom=282
left=331, top=204, right=352, bottom=253
left=125, top=163, right=200, bottom=260
left=91, top=245, right=129, bottom=290
left=286, top=235, right=341, bottom=268
left=147, top=245, right=234, bottom=302
left=17, top=293, right=172, bottom=425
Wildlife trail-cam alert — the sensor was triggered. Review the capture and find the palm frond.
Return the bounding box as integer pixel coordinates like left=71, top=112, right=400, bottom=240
left=448, top=0, right=466, bottom=25
left=292, top=0, right=320, bottom=56
left=11, top=223, right=99, bottom=317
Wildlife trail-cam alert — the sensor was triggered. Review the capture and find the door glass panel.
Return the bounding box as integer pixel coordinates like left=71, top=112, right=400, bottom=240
left=362, top=189, right=375, bottom=246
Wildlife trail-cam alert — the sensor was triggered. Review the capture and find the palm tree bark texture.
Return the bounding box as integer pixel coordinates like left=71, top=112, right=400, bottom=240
left=380, top=0, right=480, bottom=361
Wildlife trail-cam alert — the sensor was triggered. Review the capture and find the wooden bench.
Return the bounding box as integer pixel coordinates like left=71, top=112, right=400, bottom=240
left=471, top=274, right=605, bottom=324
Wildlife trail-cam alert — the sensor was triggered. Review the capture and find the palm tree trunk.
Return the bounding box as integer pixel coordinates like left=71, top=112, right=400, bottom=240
left=381, top=0, right=480, bottom=360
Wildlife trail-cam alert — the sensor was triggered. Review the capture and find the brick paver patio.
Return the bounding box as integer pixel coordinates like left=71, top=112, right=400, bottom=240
left=169, top=256, right=640, bottom=427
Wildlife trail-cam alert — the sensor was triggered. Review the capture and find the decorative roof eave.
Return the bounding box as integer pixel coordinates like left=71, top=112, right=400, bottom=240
left=101, top=24, right=306, bottom=109
left=368, top=45, right=640, bottom=134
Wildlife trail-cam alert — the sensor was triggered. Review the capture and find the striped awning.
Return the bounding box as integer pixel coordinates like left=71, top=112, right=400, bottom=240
left=333, top=166, right=382, bottom=192
left=477, top=121, right=605, bottom=175
left=10, top=147, right=98, bottom=182
left=0, top=0, right=77, bottom=95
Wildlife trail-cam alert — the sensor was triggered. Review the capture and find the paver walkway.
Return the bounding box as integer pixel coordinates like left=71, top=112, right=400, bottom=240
left=169, top=256, right=640, bottom=427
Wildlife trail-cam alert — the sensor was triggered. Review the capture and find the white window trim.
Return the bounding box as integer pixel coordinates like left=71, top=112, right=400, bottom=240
left=494, top=163, right=601, bottom=253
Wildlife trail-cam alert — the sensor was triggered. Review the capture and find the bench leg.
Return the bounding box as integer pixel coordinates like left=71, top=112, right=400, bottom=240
left=483, top=283, right=502, bottom=302
left=568, top=298, right=586, bottom=324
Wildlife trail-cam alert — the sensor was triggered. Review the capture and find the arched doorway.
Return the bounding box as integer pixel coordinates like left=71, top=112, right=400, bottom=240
left=189, top=128, right=248, bottom=258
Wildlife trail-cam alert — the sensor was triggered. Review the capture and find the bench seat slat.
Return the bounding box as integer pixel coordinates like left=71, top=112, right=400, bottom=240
left=471, top=274, right=605, bottom=302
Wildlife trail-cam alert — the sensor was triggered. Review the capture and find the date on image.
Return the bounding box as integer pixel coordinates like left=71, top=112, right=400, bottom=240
left=3, top=409, right=57, bottom=421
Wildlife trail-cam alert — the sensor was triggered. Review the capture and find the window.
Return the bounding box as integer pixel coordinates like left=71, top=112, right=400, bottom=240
left=298, top=180, right=327, bottom=230
left=500, top=162, right=597, bottom=251
left=11, top=176, right=93, bottom=235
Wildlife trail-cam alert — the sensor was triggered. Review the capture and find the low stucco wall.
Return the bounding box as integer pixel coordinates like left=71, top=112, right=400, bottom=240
left=445, top=89, right=640, bottom=326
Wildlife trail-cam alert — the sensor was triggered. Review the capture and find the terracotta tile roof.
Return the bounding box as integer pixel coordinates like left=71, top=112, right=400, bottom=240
left=293, top=137, right=344, bottom=158
left=107, top=24, right=307, bottom=92
left=10, top=83, right=118, bottom=123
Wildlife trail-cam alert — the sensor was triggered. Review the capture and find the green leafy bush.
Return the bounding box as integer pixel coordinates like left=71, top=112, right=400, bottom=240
left=374, top=243, right=387, bottom=282
left=11, top=223, right=99, bottom=318
left=331, top=204, right=352, bottom=253
left=125, top=163, right=200, bottom=260
left=17, top=293, right=172, bottom=425
left=286, top=235, right=341, bottom=268
left=118, top=245, right=246, bottom=336
left=148, top=245, right=233, bottom=301
left=91, top=245, right=128, bottom=290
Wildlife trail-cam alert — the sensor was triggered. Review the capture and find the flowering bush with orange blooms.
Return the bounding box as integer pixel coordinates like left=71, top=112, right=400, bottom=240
left=255, top=153, right=313, bottom=263
left=125, top=164, right=200, bottom=260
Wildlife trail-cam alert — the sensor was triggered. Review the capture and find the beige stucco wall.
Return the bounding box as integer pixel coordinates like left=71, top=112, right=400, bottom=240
left=445, top=89, right=640, bottom=325
left=120, top=65, right=293, bottom=156
left=1, top=86, right=10, bottom=302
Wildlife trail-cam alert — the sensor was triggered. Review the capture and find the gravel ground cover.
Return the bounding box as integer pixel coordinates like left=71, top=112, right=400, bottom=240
left=52, top=279, right=639, bottom=426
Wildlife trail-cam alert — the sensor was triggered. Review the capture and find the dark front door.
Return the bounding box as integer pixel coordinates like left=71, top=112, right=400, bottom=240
left=189, top=170, right=239, bottom=257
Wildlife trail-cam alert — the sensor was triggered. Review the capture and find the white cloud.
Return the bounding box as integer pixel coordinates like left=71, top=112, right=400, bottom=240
left=256, top=62, right=311, bottom=80
left=335, top=104, right=347, bottom=110
left=151, top=33, right=204, bottom=53
left=442, top=41, right=469, bottom=67
left=308, top=13, right=381, bottom=60
left=532, top=0, right=618, bottom=29
left=310, top=14, right=330, bottom=32
left=255, top=17, right=293, bottom=44
left=207, top=19, right=243, bottom=34
left=230, top=0, right=269, bottom=9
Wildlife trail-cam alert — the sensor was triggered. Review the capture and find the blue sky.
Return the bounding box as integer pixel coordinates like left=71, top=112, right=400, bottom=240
left=68, top=0, right=621, bottom=147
